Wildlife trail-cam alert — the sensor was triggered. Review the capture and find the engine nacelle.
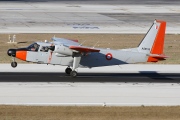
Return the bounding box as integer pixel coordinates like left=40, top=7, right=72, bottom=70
left=54, top=44, right=73, bottom=56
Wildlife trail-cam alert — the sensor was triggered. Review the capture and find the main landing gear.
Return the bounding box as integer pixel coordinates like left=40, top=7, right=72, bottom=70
left=65, top=53, right=81, bottom=78
left=65, top=67, right=78, bottom=78
left=70, top=71, right=78, bottom=78
left=65, top=67, right=72, bottom=75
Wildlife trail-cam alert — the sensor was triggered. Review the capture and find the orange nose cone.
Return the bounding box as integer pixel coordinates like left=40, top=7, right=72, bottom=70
left=16, top=51, right=27, bottom=61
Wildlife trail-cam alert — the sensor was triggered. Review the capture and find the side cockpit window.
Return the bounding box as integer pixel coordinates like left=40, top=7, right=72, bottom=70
left=27, top=43, right=40, bottom=52
left=40, top=46, right=49, bottom=52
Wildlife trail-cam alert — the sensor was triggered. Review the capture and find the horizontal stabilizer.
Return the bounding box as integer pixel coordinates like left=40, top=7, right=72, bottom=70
left=69, top=46, right=100, bottom=53
left=147, top=54, right=169, bottom=61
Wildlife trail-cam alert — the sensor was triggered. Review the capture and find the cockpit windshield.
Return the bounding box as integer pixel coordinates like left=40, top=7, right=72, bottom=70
left=27, top=43, right=40, bottom=52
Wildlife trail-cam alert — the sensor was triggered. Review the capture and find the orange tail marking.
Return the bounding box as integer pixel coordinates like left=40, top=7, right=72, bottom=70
left=16, top=51, right=27, bottom=61
left=148, top=20, right=166, bottom=62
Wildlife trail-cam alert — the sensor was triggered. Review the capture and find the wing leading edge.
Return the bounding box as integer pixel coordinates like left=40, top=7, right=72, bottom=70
left=52, top=37, right=100, bottom=53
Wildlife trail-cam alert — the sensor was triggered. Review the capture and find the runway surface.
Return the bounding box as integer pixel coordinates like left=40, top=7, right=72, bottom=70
left=0, top=64, right=180, bottom=106
left=0, top=0, right=180, bottom=33
left=3, top=0, right=180, bottom=5
left=1, top=64, right=180, bottom=82
left=1, top=72, right=180, bottom=83
left=0, top=74, right=180, bottom=106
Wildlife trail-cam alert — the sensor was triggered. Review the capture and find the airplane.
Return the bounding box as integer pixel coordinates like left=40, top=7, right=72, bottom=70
left=7, top=20, right=167, bottom=77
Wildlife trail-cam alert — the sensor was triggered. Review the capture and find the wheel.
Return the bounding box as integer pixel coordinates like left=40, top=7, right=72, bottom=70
left=11, top=62, right=17, bottom=68
left=65, top=67, right=72, bottom=75
left=70, top=71, right=78, bottom=78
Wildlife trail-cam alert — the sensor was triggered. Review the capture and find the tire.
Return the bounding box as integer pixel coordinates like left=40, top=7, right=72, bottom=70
left=11, top=62, right=17, bottom=68
left=70, top=71, right=78, bottom=78
left=65, top=68, right=72, bottom=75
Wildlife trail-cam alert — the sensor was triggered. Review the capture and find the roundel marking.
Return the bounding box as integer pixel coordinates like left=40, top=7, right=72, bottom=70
left=106, top=53, right=113, bottom=60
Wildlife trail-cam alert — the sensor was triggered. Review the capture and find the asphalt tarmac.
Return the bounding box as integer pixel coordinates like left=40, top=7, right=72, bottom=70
left=2, top=0, right=180, bottom=5
left=1, top=0, right=180, bottom=33
left=1, top=72, right=180, bottom=83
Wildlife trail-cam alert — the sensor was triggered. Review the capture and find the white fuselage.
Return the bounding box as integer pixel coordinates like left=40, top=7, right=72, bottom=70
left=26, top=46, right=148, bottom=68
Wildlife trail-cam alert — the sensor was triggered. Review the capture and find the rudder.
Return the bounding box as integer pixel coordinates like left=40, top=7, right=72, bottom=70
left=150, top=20, right=166, bottom=53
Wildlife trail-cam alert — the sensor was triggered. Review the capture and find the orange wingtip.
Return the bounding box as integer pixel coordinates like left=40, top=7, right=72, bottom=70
left=69, top=46, right=100, bottom=52
left=16, top=51, right=27, bottom=61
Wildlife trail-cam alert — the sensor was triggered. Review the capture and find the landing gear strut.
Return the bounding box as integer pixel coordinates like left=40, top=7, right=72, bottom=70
left=65, top=53, right=81, bottom=78
left=11, top=57, right=17, bottom=68
left=70, top=54, right=81, bottom=78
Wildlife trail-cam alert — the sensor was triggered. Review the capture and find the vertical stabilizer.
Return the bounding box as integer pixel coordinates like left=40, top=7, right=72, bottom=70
left=138, top=20, right=167, bottom=62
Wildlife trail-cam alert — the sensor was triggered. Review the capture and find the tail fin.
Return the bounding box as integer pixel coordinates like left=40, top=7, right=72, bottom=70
left=138, top=20, right=168, bottom=62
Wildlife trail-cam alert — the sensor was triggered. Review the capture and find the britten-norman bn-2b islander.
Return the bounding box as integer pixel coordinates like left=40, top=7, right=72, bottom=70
left=7, top=20, right=167, bottom=77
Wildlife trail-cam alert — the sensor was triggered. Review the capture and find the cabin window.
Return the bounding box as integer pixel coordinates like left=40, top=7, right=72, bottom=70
left=40, top=46, right=49, bottom=52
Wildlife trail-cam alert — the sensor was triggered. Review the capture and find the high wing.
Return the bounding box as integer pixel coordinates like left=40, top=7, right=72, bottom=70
left=69, top=46, right=100, bottom=53
left=52, top=37, right=100, bottom=77
left=52, top=37, right=100, bottom=53
left=52, top=37, right=80, bottom=46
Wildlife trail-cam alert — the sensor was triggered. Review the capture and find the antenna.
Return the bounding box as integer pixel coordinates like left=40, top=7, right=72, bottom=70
left=92, top=41, right=99, bottom=48
left=79, top=40, right=86, bottom=46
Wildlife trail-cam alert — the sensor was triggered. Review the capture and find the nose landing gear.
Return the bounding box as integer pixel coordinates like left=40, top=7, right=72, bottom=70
left=11, top=57, right=17, bottom=68
left=11, top=62, right=17, bottom=68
